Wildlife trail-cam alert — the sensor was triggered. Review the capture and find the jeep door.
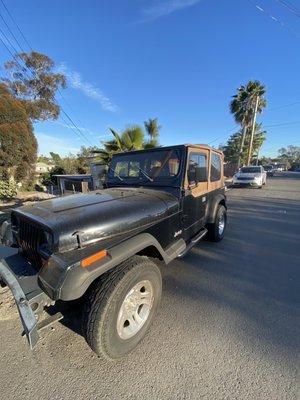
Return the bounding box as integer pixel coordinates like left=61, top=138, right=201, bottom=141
left=182, top=149, right=209, bottom=240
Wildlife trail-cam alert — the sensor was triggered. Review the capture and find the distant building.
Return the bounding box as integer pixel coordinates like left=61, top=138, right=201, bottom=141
left=35, top=162, right=54, bottom=174
left=54, top=174, right=94, bottom=195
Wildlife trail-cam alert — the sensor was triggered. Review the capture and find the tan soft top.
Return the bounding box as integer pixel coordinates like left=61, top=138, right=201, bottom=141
left=185, top=144, right=223, bottom=155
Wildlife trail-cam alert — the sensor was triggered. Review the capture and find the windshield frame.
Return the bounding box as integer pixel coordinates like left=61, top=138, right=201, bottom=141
left=240, top=167, right=262, bottom=174
left=106, top=147, right=185, bottom=188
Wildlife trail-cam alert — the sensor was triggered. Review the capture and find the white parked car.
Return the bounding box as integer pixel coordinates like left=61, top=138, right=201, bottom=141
left=232, top=166, right=267, bottom=188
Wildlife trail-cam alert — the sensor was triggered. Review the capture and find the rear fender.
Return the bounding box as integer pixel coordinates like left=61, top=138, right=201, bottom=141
left=206, top=193, right=226, bottom=224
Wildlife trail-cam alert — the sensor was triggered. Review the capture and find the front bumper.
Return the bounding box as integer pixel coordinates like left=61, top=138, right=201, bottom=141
left=0, top=246, right=51, bottom=349
left=233, top=180, right=261, bottom=187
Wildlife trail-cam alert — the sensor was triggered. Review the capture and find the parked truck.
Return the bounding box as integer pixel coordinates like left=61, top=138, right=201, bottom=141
left=0, top=144, right=227, bottom=360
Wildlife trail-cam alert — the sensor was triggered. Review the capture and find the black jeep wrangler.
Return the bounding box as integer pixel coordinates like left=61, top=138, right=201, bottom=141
left=0, top=144, right=227, bottom=359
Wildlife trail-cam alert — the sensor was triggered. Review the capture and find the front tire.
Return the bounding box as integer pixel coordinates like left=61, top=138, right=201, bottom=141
left=206, top=204, right=227, bottom=242
left=82, top=256, right=162, bottom=360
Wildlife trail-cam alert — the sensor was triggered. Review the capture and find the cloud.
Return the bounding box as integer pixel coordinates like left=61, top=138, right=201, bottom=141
left=59, top=63, right=118, bottom=112
left=141, top=0, right=200, bottom=21
left=35, top=132, right=81, bottom=156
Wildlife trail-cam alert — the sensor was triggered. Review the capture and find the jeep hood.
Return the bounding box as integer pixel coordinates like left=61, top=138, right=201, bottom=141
left=13, top=188, right=178, bottom=252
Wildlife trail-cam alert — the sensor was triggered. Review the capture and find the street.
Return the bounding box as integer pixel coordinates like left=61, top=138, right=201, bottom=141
left=0, top=172, right=299, bottom=400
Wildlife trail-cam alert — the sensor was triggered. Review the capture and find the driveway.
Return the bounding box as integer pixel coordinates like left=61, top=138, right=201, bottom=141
left=0, top=172, right=299, bottom=400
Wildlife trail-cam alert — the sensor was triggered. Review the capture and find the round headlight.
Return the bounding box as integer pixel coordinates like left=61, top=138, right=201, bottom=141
left=40, top=231, right=53, bottom=254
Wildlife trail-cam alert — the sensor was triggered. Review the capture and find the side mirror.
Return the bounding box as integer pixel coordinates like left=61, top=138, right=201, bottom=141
left=188, top=165, right=207, bottom=184
left=195, top=166, right=207, bottom=182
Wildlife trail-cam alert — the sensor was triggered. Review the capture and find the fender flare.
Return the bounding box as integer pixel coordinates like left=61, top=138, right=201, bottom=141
left=54, top=233, right=178, bottom=301
left=206, top=193, right=227, bottom=224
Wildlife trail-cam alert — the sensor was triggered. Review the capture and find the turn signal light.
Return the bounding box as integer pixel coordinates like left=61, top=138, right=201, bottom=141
left=81, top=250, right=107, bottom=268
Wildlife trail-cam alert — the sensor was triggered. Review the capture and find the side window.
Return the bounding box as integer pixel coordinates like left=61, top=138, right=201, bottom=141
left=210, top=153, right=221, bottom=182
left=188, top=153, right=207, bottom=184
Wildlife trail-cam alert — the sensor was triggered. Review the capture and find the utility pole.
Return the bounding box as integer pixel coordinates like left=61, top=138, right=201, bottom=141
left=237, top=124, right=247, bottom=169
left=246, top=95, right=259, bottom=166
left=256, top=146, right=261, bottom=165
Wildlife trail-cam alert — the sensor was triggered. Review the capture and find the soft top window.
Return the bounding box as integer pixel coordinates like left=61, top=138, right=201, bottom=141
left=240, top=167, right=261, bottom=173
left=108, top=149, right=180, bottom=182
left=210, top=153, right=222, bottom=182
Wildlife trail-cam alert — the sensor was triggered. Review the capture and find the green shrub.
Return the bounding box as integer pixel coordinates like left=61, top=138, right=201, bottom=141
left=0, top=179, right=18, bottom=198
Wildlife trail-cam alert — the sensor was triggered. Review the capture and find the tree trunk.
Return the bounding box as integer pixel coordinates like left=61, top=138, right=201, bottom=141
left=237, top=124, right=247, bottom=169
left=247, top=96, right=259, bottom=166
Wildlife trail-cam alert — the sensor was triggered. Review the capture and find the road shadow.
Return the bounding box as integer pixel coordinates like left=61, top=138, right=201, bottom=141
left=21, top=184, right=300, bottom=361
left=161, top=195, right=300, bottom=357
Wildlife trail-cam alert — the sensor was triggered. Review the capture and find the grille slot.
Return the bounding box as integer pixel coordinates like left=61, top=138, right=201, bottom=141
left=19, top=219, right=45, bottom=269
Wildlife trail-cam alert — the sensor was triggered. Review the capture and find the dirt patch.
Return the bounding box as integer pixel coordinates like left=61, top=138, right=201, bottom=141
left=0, top=286, right=18, bottom=320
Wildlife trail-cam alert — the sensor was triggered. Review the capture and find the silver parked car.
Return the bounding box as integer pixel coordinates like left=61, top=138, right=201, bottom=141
left=232, top=166, right=267, bottom=188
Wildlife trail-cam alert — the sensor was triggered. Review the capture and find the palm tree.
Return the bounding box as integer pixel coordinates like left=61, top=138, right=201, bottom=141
left=222, top=123, right=266, bottom=166
left=93, top=119, right=161, bottom=165
left=122, top=126, right=144, bottom=150
left=230, top=80, right=266, bottom=167
left=144, top=118, right=161, bottom=148
left=93, top=126, right=145, bottom=165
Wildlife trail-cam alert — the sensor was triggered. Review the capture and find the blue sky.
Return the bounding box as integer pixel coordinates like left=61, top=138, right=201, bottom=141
left=0, top=0, right=299, bottom=157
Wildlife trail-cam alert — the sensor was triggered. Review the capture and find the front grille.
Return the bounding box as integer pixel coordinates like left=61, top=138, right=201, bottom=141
left=237, top=176, right=253, bottom=181
left=18, top=218, right=45, bottom=269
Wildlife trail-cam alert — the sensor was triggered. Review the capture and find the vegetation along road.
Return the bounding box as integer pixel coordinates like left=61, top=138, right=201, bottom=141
left=0, top=172, right=299, bottom=400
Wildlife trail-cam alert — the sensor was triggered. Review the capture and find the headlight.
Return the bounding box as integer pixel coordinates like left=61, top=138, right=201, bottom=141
left=39, top=230, right=54, bottom=255
left=11, top=213, right=19, bottom=233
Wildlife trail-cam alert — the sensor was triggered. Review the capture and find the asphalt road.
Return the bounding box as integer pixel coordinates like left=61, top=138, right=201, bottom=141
left=0, top=172, right=299, bottom=400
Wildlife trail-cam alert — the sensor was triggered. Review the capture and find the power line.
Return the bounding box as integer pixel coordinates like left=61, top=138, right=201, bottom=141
left=247, top=0, right=300, bottom=39
left=0, top=29, right=93, bottom=146
left=61, top=111, right=94, bottom=146
left=274, top=0, right=300, bottom=18
left=0, top=1, right=96, bottom=147
left=0, top=0, right=33, bottom=50
left=0, top=11, right=26, bottom=53
left=0, top=26, right=29, bottom=75
left=0, top=30, right=16, bottom=59
left=267, top=101, right=300, bottom=111
left=264, top=120, right=300, bottom=127
left=0, top=25, right=19, bottom=55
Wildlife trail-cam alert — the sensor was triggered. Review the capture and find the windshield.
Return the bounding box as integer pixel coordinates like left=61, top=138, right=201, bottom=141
left=240, top=167, right=261, bottom=173
left=263, top=165, right=273, bottom=171
left=108, top=149, right=181, bottom=183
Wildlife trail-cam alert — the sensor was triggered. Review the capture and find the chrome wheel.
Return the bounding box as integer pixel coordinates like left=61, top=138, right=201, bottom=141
left=117, top=280, right=154, bottom=340
left=218, top=212, right=226, bottom=236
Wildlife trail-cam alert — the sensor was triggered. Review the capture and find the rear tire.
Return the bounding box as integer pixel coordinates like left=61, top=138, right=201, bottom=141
left=82, top=256, right=162, bottom=360
left=206, top=204, right=227, bottom=242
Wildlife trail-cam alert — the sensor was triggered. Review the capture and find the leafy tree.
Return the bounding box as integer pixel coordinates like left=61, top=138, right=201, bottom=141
left=0, top=83, right=37, bottom=183
left=221, top=123, right=266, bottom=166
left=259, top=156, right=272, bottom=166
left=37, top=155, right=51, bottom=163
left=230, top=81, right=266, bottom=167
left=278, top=145, right=300, bottom=169
left=76, top=146, right=97, bottom=173
left=41, top=147, right=97, bottom=185
left=2, top=51, right=66, bottom=121
left=0, top=178, right=18, bottom=198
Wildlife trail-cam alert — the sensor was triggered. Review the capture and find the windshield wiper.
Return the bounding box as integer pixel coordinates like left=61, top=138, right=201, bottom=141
left=108, top=167, right=124, bottom=182
left=138, top=167, right=153, bottom=182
